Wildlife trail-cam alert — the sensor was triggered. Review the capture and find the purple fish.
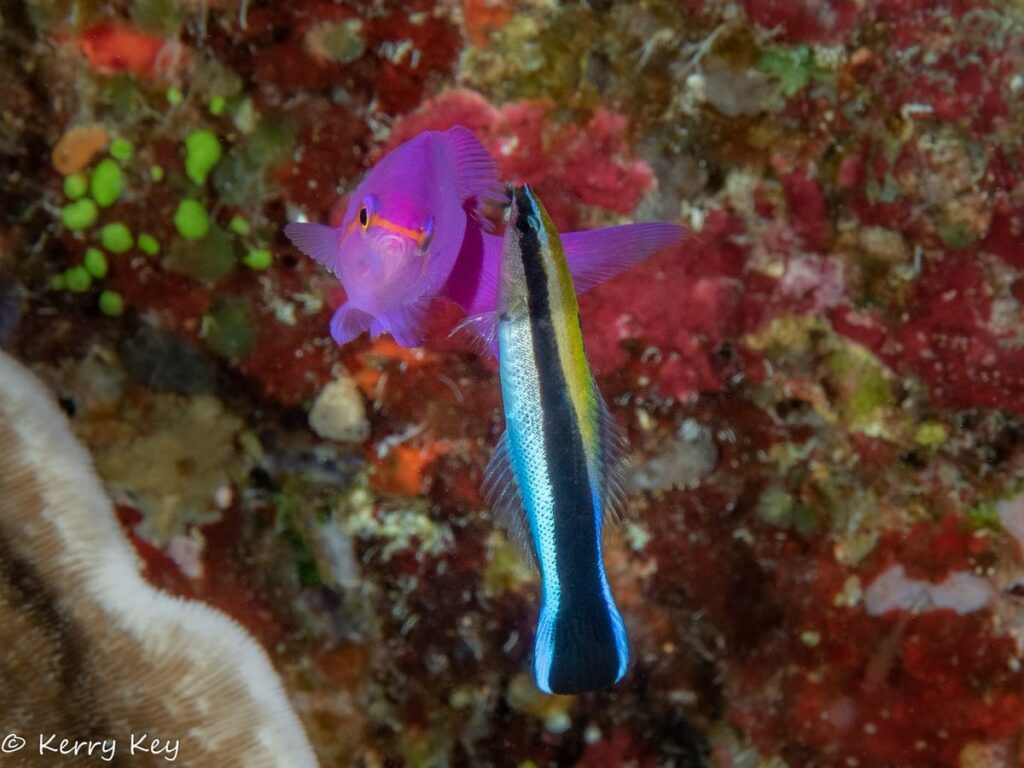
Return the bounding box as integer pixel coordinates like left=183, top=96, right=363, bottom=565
left=285, top=125, right=685, bottom=350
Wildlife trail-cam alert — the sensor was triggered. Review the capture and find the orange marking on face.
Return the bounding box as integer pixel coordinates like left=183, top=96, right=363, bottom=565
left=370, top=214, right=430, bottom=248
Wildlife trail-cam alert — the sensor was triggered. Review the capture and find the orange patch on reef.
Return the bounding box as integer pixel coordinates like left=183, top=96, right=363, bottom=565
left=352, top=336, right=434, bottom=396
left=370, top=440, right=449, bottom=496
left=462, top=0, right=513, bottom=46
left=51, top=123, right=109, bottom=175
left=78, top=23, right=167, bottom=77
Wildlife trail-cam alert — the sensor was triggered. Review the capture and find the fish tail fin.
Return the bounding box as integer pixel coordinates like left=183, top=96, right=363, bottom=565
left=533, top=594, right=629, bottom=695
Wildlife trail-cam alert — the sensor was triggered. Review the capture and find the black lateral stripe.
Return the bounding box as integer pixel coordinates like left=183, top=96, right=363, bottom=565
left=514, top=188, right=619, bottom=691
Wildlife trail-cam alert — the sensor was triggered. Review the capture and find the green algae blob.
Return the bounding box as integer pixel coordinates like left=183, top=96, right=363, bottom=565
left=228, top=214, right=250, bottom=236
left=185, top=129, right=223, bottom=186
left=98, top=289, right=125, bottom=317
left=165, top=225, right=236, bottom=283
left=138, top=233, right=160, bottom=256
left=64, top=266, right=92, bottom=293
left=61, top=199, right=99, bottom=230
left=758, top=46, right=814, bottom=97
left=203, top=296, right=256, bottom=361
left=63, top=173, right=88, bottom=200
left=91, top=158, right=124, bottom=207
left=100, top=223, right=133, bottom=253
left=242, top=248, right=272, bottom=270
left=209, top=95, right=227, bottom=116
left=174, top=199, right=210, bottom=241
left=83, top=247, right=108, bottom=278
left=110, top=138, right=134, bottom=162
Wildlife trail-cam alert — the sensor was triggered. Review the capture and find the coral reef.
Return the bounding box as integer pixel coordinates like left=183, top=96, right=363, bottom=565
left=2, top=0, right=1024, bottom=766
left=0, top=350, right=315, bottom=767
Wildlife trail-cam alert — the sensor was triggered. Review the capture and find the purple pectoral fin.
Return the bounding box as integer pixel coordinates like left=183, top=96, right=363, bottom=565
left=563, top=223, right=686, bottom=293
left=329, top=303, right=373, bottom=346
left=284, top=222, right=341, bottom=273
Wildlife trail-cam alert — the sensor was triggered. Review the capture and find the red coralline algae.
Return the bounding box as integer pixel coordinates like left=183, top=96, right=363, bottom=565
left=741, top=0, right=859, bottom=44
left=578, top=210, right=769, bottom=400
left=874, top=0, right=987, bottom=50
left=781, top=168, right=830, bottom=251
left=366, top=3, right=463, bottom=115
left=108, top=263, right=213, bottom=334
left=719, top=511, right=1024, bottom=768
left=984, top=206, right=1024, bottom=268
left=276, top=101, right=369, bottom=220
left=878, top=252, right=1024, bottom=415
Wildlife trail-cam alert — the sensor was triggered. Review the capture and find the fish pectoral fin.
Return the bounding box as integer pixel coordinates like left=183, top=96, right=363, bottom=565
left=329, top=303, right=374, bottom=346
left=482, top=430, right=537, bottom=571
left=598, top=395, right=632, bottom=526
left=449, top=311, right=499, bottom=358
left=562, top=223, right=686, bottom=294
left=284, top=222, right=342, bottom=273
left=447, top=125, right=505, bottom=214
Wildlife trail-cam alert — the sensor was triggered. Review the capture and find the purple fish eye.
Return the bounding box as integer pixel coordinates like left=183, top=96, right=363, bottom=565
left=419, top=216, right=435, bottom=254
left=358, top=195, right=378, bottom=230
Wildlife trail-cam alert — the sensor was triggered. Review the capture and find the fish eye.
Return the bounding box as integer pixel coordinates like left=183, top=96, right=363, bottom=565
left=357, top=195, right=377, bottom=230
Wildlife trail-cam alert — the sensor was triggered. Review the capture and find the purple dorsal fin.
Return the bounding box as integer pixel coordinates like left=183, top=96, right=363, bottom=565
left=446, top=126, right=504, bottom=211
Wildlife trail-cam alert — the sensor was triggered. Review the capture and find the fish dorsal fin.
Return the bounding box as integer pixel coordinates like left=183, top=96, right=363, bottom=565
left=597, top=395, right=631, bottom=526
left=446, top=126, right=505, bottom=214
left=482, top=430, right=537, bottom=571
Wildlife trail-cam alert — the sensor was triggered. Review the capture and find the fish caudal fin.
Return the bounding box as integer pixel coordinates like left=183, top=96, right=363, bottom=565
left=562, top=223, right=686, bottom=293
left=284, top=222, right=342, bottom=274
left=534, top=595, right=629, bottom=695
